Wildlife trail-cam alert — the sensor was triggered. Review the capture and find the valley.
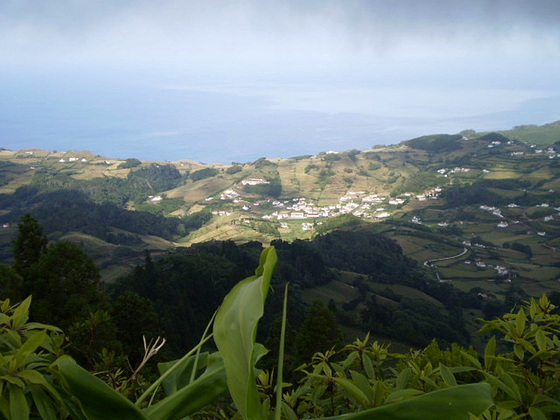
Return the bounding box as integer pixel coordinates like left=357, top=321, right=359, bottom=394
left=1, top=119, right=560, bottom=365
left=1, top=123, right=559, bottom=292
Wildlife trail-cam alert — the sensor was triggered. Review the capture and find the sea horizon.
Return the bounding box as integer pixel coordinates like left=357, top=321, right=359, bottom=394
left=2, top=73, right=559, bottom=164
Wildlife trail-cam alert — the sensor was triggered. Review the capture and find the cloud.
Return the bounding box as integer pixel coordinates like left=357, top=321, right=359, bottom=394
left=2, top=0, right=559, bottom=71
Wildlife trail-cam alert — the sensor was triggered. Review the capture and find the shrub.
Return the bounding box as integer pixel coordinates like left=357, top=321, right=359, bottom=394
left=190, top=168, right=218, bottom=182
left=118, top=158, right=142, bottom=169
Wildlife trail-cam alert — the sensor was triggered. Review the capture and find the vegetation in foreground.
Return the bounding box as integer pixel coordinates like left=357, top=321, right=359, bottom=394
left=1, top=246, right=560, bottom=419
left=0, top=119, right=559, bottom=417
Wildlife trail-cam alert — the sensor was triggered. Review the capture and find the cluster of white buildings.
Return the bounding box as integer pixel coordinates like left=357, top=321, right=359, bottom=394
left=220, top=189, right=240, bottom=200
left=488, top=139, right=559, bottom=159
left=480, top=205, right=504, bottom=218
left=487, top=141, right=504, bottom=149
left=58, top=157, right=88, bottom=163
left=416, top=188, right=442, bottom=201
left=479, top=202, right=559, bottom=237
left=464, top=259, right=511, bottom=279
left=209, top=186, right=417, bottom=224
left=531, top=146, right=559, bottom=158
left=436, top=167, right=471, bottom=177
left=241, top=177, right=269, bottom=186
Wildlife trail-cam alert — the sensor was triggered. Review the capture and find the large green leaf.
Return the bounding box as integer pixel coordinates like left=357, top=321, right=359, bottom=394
left=29, top=387, right=57, bottom=420
left=11, top=297, right=31, bottom=330
left=213, top=246, right=278, bottom=420
left=144, top=353, right=228, bottom=420
left=324, top=383, right=493, bottom=420
left=157, top=352, right=210, bottom=396
left=8, top=384, right=29, bottom=420
left=55, top=356, right=148, bottom=420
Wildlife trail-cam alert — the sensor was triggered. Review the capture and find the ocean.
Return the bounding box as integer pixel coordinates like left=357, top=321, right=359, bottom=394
left=1, top=73, right=559, bottom=164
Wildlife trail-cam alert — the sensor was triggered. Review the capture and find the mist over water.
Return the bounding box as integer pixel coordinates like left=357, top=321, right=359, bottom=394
left=1, top=72, right=559, bottom=163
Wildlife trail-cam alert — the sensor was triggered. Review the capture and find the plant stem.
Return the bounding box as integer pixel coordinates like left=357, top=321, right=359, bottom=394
left=190, top=311, right=217, bottom=384
left=275, top=283, right=289, bottom=420
left=135, top=333, right=214, bottom=407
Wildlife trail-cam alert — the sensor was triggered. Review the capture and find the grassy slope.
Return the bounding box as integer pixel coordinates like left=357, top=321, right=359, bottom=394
left=501, top=120, right=560, bottom=145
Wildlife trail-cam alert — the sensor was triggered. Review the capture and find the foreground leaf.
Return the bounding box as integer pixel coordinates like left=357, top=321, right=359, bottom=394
left=55, top=356, right=148, bottom=420
left=144, top=353, right=228, bottom=420
left=213, top=246, right=278, bottom=420
left=324, top=383, right=493, bottom=420
left=157, top=352, right=210, bottom=396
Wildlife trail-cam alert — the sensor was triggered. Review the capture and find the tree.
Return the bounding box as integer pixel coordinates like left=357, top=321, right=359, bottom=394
left=11, top=213, right=48, bottom=277
left=111, top=291, right=160, bottom=365
left=0, top=264, right=23, bottom=301
left=296, top=300, right=343, bottom=363
left=27, top=240, right=108, bottom=330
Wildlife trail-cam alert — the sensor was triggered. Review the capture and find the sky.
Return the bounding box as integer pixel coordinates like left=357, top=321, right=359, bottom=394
left=1, top=0, right=560, bottom=162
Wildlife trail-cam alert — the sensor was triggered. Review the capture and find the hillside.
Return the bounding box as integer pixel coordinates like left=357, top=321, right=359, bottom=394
left=1, top=121, right=559, bottom=297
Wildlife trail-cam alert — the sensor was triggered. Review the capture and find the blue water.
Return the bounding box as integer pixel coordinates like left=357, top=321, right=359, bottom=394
left=1, top=73, right=559, bottom=163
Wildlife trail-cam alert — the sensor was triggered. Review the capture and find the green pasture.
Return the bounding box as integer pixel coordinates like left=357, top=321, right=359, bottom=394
left=502, top=121, right=560, bottom=144
left=167, top=176, right=234, bottom=205
left=59, top=231, right=149, bottom=282
left=516, top=277, right=560, bottom=296
left=367, top=282, right=445, bottom=308
left=519, top=265, right=560, bottom=282
left=498, top=247, right=532, bottom=262
left=101, top=264, right=136, bottom=283
left=526, top=166, right=555, bottom=183
left=450, top=278, right=508, bottom=294
left=463, top=222, right=496, bottom=236
left=300, top=279, right=360, bottom=305
left=415, top=208, right=447, bottom=222
left=438, top=264, right=496, bottom=281
left=483, top=170, right=520, bottom=180
left=475, top=227, right=529, bottom=244
left=541, top=177, right=560, bottom=191
left=0, top=169, right=35, bottom=194
left=391, top=235, right=455, bottom=262
left=502, top=207, right=525, bottom=218
left=487, top=188, right=520, bottom=199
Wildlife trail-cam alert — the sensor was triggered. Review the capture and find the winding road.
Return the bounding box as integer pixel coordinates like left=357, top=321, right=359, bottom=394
left=423, top=247, right=469, bottom=282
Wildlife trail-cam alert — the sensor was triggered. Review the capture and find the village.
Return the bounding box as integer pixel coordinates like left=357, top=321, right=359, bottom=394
left=207, top=174, right=446, bottom=230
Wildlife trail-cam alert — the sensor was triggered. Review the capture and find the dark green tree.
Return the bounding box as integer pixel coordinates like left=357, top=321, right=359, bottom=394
left=111, top=291, right=160, bottom=365
left=262, top=316, right=297, bottom=374
left=11, top=213, right=48, bottom=277
left=68, top=310, right=120, bottom=368
left=296, top=300, right=343, bottom=363
left=0, top=263, right=23, bottom=301
left=27, top=240, right=108, bottom=330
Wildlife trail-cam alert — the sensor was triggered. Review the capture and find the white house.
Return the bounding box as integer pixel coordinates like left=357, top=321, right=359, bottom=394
left=241, top=177, right=269, bottom=186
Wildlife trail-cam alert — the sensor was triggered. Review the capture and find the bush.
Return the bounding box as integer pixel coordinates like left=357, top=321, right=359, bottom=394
left=322, top=153, right=341, bottom=162
left=190, top=168, right=218, bottom=182
left=0, top=297, right=73, bottom=418
left=118, top=158, right=142, bottom=169
left=405, top=134, right=463, bottom=152
left=226, top=165, right=243, bottom=175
